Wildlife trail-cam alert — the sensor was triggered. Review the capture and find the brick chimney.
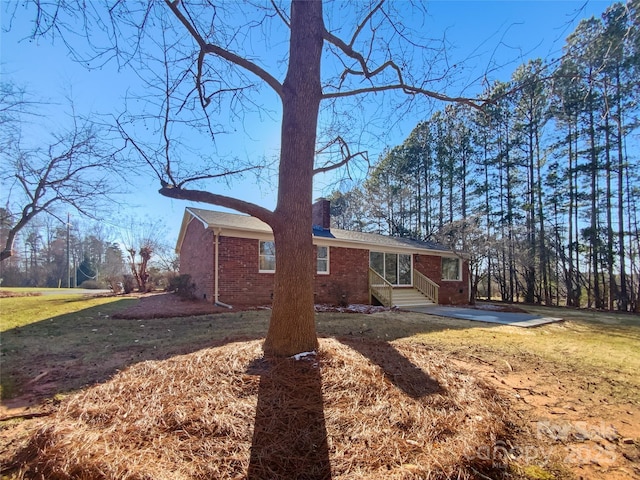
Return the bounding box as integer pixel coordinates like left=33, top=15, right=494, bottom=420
left=312, top=198, right=331, bottom=230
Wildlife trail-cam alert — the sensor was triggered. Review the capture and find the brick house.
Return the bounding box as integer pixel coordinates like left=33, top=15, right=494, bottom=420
left=176, top=200, right=469, bottom=308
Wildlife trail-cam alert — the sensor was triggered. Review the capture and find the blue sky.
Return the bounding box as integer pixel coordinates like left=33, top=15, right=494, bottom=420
left=1, top=0, right=612, bottom=245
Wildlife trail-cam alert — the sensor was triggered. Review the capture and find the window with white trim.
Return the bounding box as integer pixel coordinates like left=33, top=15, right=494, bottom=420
left=317, top=246, right=329, bottom=274
left=259, top=242, right=330, bottom=274
left=369, top=251, right=412, bottom=286
left=259, top=241, right=276, bottom=272
left=441, top=257, right=461, bottom=281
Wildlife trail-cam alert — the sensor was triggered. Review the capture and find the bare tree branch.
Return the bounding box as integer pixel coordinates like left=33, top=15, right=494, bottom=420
left=158, top=185, right=275, bottom=226
left=348, top=0, right=385, bottom=49
left=270, top=0, right=290, bottom=28
left=313, top=136, right=367, bottom=176
left=164, top=0, right=283, bottom=99
left=1, top=88, right=122, bottom=261
left=177, top=166, right=262, bottom=188
left=323, top=82, right=485, bottom=109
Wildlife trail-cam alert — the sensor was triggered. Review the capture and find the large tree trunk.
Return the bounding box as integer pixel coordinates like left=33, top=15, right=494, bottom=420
left=263, top=0, right=323, bottom=357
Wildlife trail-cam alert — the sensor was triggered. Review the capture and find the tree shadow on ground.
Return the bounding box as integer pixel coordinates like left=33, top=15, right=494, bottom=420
left=246, top=355, right=332, bottom=480
left=0, top=300, right=268, bottom=410
left=3, top=295, right=494, bottom=478
left=338, top=337, right=442, bottom=398
left=244, top=338, right=443, bottom=479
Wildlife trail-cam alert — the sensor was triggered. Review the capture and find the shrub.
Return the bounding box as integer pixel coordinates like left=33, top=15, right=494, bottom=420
left=122, top=275, right=136, bottom=294
left=168, top=274, right=197, bottom=299
left=78, top=280, right=102, bottom=290
left=106, top=276, right=123, bottom=294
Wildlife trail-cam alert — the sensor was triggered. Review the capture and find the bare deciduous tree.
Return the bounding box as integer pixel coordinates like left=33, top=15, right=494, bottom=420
left=19, top=0, right=483, bottom=356
left=0, top=85, right=122, bottom=262
left=432, top=217, right=491, bottom=305
left=120, top=217, right=170, bottom=293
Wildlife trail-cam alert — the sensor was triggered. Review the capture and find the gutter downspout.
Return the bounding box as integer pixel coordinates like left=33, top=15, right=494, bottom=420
left=213, top=229, right=233, bottom=309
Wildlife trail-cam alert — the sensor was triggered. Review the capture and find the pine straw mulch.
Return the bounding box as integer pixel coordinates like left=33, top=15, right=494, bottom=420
left=8, top=337, right=525, bottom=480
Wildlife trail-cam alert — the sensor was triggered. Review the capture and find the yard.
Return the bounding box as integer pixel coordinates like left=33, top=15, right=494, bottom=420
left=1, top=291, right=638, bottom=479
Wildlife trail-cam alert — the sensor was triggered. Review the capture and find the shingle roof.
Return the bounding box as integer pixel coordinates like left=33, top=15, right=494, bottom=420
left=327, top=228, right=450, bottom=252
left=188, top=208, right=271, bottom=234
left=183, top=207, right=453, bottom=254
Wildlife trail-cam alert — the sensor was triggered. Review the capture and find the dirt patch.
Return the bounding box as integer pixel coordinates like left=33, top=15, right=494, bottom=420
left=0, top=290, right=42, bottom=298
left=470, top=302, right=529, bottom=313
left=445, top=347, right=640, bottom=480
left=111, top=292, right=233, bottom=319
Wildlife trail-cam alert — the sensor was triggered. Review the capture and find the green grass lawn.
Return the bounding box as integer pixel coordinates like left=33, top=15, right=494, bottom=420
left=1, top=294, right=639, bottom=480
left=1, top=293, right=639, bottom=405
left=319, top=305, right=640, bottom=367
left=0, top=294, right=129, bottom=331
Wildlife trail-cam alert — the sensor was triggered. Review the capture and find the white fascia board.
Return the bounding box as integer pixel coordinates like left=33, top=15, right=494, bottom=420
left=208, top=226, right=274, bottom=242
left=185, top=207, right=211, bottom=229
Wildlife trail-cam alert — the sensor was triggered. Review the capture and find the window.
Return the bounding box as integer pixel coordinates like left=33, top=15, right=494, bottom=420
left=399, top=254, right=412, bottom=285
left=384, top=253, right=398, bottom=284
left=370, top=251, right=384, bottom=277
left=441, top=257, right=461, bottom=281
left=259, top=241, right=276, bottom=272
left=259, top=242, right=329, bottom=274
left=317, top=246, right=329, bottom=274
left=370, top=251, right=412, bottom=286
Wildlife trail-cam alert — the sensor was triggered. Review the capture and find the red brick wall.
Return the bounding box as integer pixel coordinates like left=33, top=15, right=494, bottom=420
left=180, top=221, right=469, bottom=306
left=312, top=199, right=331, bottom=229
left=414, top=254, right=469, bottom=305
left=179, top=219, right=214, bottom=301
left=314, top=246, right=369, bottom=305
left=216, top=240, right=370, bottom=306
left=218, top=236, right=275, bottom=305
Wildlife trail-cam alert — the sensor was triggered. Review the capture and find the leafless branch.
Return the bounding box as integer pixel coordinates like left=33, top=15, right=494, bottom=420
left=2, top=111, right=121, bottom=261
left=349, top=0, right=385, bottom=49
left=164, top=0, right=283, bottom=99
left=158, top=185, right=275, bottom=226
left=314, top=136, right=368, bottom=176
left=323, top=83, right=484, bottom=109
left=270, top=0, right=290, bottom=28
left=177, top=166, right=262, bottom=188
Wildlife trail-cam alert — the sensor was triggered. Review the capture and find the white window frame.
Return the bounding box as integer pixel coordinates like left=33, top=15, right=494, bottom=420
left=369, top=251, right=412, bottom=286
left=259, top=242, right=330, bottom=274
left=259, top=240, right=276, bottom=273
left=441, top=256, right=461, bottom=281
left=317, top=246, right=329, bottom=275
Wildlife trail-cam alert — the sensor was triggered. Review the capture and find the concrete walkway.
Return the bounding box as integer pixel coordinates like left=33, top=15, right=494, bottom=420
left=406, top=305, right=563, bottom=327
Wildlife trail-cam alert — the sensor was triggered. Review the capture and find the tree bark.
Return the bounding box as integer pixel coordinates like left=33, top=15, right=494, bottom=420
left=587, top=74, right=603, bottom=309
left=263, top=0, right=324, bottom=357
left=615, top=66, right=628, bottom=311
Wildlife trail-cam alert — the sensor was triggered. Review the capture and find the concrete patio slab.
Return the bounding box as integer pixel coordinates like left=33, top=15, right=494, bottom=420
left=406, top=305, right=563, bottom=327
